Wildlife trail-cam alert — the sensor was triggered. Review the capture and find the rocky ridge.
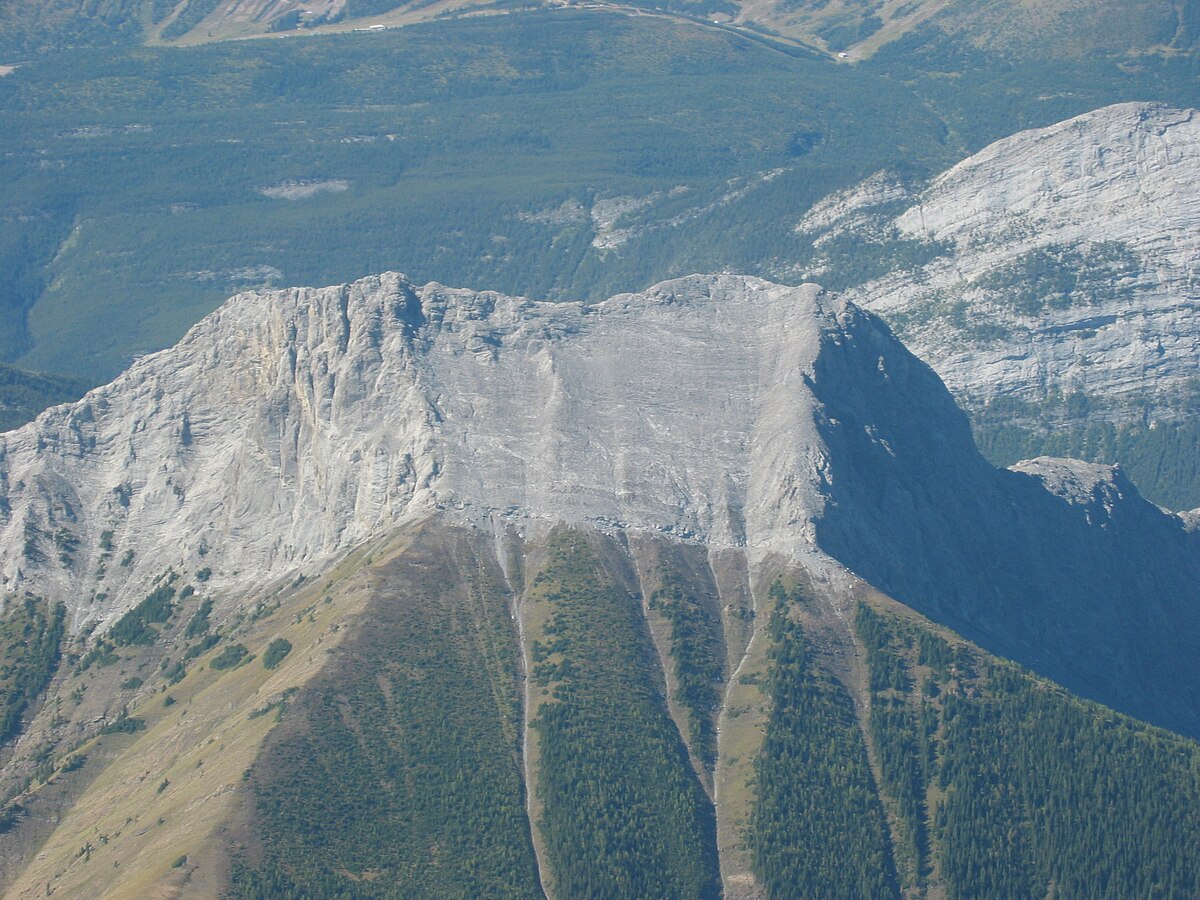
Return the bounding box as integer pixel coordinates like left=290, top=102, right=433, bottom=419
left=2, top=270, right=1199, bottom=737
left=795, top=102, right=1200, bottom=418
left=0, top=272, right=836, bottom=636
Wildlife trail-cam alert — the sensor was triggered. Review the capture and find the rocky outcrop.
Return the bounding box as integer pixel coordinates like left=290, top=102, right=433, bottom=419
left=2, top=269, right=1199, bottom=737
left=795, top=102, right=1200, bottom=417
left=0, top=273, right=837, bottom=637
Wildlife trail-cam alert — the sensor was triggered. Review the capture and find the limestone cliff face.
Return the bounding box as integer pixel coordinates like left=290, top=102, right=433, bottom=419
left=795, top=102, right=1200, bottom=416
left=0, top=273, right=837, bottom=635
left=1, top=269, right=1198, bottom=735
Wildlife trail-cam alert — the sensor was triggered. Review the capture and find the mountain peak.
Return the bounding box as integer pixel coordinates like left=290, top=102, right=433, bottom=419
left=0, top=272, right=856, bottom=633
left=3, top=269, right=1198, bottom=737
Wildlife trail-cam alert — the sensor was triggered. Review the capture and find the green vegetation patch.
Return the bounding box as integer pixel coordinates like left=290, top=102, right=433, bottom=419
left=108, top=585, right=176, bottom=646
left=260, top=638, right=292, bottom=670
left=529, top=530, right=721, bottom=899
left=0, top=596, right=66, bottom=743
left=100, top=712, right=147, bottom=734
left=648, top=561, right=725, bottom=770
left=208, top=642, right=249, bottom=670
left=230, top=527, right=540, bottom=897
left=854, top=602, right=1200, bottom=898
left=184, top=596, right=213, bottom=638
left=975, top=241, right=1140, bottom=316
left=807, top=227, right=952, bottom=294
left=751, top=582, right=899, bottom=899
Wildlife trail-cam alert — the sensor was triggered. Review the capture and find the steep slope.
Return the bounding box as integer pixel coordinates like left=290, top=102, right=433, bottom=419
left=807, top=301, right=1200, bottom=736
left=737, top=0, right=1195, bottom=58
left=2, top=270, right=1199, bottom=736
left=794, top=101, right=1200, bottom=506
left=1, top=271, right=1199, bottom=896
left=0, top=272, right=848, bottom=644
left=797, top=102, right=1200, bottom=413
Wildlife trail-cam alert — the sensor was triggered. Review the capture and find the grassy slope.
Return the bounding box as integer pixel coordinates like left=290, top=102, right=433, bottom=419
left=0, top=532, right=399, bottom=897
left=711, top=558, right=770, bottom=899
left=230, top=524, right=541, bottom=897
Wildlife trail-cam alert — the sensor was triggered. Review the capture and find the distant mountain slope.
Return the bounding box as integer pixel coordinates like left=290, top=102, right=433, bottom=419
left=5, top=0, right=1193, bottom=56
left=796, top=103, right=1200, bottom=414
left=793, top=102, right=1200, bottom=507
left=742, top=0, right=1197, bottom=58
left=0, top=0, right=143, bottom=56
left=0, top=364, right=86, bottom=434
left=0, top=0, right=393, bottom=54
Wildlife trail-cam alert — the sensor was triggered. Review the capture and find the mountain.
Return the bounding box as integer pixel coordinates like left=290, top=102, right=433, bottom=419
left=796, top=103, right=1200, bottom=415
left=0, top=0, right=422, bottom=55
left=4, top=12, right=1198, bottom=429
left=6, top=0, right=1195, bottom=57
left=747, top=0, right=1199, bottom=58
left=0, top=0, right=143, bottom=56
left=794, top=102, right=1200, bottom=508
left=1, top=272, right=1199, bottom=895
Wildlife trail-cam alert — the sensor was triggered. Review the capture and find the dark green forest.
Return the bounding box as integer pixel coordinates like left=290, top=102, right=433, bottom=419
left=0, top=597, right=65, bottom=744
left=529, top=531, right=721, bottom=898
left=751, top=580, right=898, bottom=899
left=647, top=560, right=725, bottom=771
left=0, top=364, right=88, bottom=432
left=854, top=602, right=1200, bottom=899
left=231, top=531, right=540, bottom=897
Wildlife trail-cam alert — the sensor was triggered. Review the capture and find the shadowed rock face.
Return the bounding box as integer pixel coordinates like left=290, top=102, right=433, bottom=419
left=808, top=312, right=1200, bottom=735
left=0, top=270, right=1198, bottom=736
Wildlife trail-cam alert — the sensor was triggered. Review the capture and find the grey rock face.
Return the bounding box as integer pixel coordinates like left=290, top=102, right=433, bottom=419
left=1, top=270, right=1198, bottom=736
left=0, top=273, right=835, bottom=636
left=795, top=102, right=1200, bottom=415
